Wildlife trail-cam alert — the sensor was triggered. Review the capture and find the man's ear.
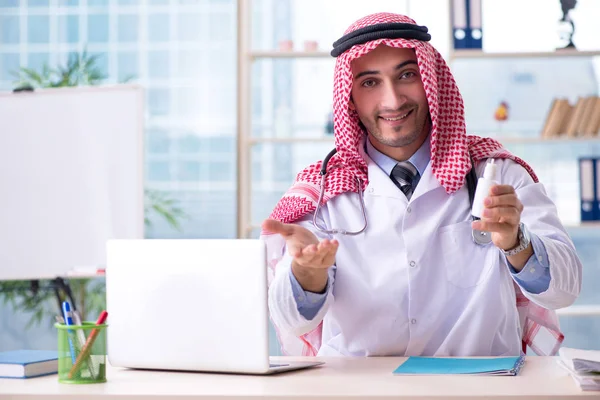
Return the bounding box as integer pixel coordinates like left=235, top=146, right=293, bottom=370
left=348, top=96, right=356, bottom=111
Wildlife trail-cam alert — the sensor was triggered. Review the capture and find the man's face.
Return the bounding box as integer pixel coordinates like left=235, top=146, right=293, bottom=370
left=349, top=46, right=430, bottom=155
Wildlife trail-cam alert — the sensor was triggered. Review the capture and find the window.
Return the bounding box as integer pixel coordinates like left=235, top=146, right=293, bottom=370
left=177, top=13, right=203, bottom=42
left=209, top=12, right=234, bottom=41
left=176, top=50, right=207, bottom=80
left=175, top=134, right=204, bottom=154
left=148, top=51, right=169, bottom=79
left=0, top=16, right=19, bottom=44
left=147, top=129, right=171, bottom=154
left=0, top=0, right=239, bottom=352
left=117, top=51, right=138, bottom=82
left=147, top=88, right=171, bottom=116
left=147, top=161, right=172, bottom=182
left=176, top=87, right=205, bottom=118
left=0, top=53, right=19, bottom=82
left=208, top=160, right=234, bottom=181
left=88, top=0, right=109, bottom=6
left=148, top=14, right=170, bottom=42
left=90, top=52, right=109, bottom=79
left=57, top=15, right=79, bottom=44
left=28, top=16, right=50, bottom=44
left=118, top=14, right=138, bottom=43
left=209, top=136, right=234, bottom=153
left=176, top=161, right=204, bottom=181
left=27, top=53, right=49, bottom=72
left=88, top=14, right=109, bottom=43
left=28, top=0, right=49, bottom=6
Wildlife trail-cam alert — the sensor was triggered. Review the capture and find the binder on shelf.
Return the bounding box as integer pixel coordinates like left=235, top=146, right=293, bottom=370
left=596, top=158, right=600, bottom=221
left=468, top=0, right=483, bottom=50
left=579, top=158, right=597, bottom=221
left=451, top=0, right=482, bottom=50
left=451, top=0, right=468, bottom=49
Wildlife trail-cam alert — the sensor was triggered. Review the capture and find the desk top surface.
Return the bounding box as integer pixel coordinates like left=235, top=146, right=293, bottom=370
left=1, top=356, right=597, bottom=400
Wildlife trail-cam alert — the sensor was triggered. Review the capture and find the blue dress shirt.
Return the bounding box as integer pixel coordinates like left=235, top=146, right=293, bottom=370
left=290, top=137, right=551, bottom=320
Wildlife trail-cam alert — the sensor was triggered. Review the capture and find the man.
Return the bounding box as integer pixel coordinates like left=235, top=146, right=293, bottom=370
left=261, top=13, right=582, bottom=357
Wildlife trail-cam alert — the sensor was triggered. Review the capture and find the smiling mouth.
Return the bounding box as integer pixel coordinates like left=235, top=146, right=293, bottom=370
left=379, top=109, right=413, bottom=121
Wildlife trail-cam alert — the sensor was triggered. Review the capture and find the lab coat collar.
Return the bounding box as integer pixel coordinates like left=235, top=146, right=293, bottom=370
left=359, top=136, right=442, bottom=202
left=359, top=137, right=405, bottom=200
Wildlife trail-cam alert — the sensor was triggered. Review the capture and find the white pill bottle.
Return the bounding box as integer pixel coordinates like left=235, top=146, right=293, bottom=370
left=471, top=159, right=498, bottom=219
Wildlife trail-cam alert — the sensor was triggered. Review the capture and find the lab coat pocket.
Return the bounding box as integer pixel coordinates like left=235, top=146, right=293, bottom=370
left=438, top=221, right=495, bottom=289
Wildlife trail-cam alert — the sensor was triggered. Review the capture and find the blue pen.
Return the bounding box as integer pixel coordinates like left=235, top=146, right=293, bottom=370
left=62, top=301, right=77, bottom=363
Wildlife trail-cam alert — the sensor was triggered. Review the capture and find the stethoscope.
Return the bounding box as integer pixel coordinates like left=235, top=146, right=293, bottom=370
left=312, top=148, right=492, bottom=245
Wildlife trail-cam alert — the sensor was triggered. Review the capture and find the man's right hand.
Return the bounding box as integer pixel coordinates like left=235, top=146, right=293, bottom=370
left=262, top=218, right=338, bottom=293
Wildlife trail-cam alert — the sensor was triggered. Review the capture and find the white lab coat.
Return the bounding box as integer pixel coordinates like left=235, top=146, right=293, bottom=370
left=268, top=145, right=582, bottom=357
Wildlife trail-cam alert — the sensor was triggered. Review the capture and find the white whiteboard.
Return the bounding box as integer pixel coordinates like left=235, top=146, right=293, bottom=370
left=0, top=85, right=144, bottom=280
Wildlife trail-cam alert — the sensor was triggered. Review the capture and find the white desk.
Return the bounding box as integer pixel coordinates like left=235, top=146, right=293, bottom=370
left=1, top=356, right=597, bottom=399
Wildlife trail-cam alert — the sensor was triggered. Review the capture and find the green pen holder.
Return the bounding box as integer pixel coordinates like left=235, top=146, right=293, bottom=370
left=55, top=322, right=108, bottom=384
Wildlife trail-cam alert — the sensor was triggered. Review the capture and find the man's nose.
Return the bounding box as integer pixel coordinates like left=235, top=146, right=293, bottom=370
left=380, top=81, right=406, bottom=111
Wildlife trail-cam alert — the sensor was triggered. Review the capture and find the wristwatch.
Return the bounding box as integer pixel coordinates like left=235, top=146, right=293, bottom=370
left=502, top=222, right=531, bottom=256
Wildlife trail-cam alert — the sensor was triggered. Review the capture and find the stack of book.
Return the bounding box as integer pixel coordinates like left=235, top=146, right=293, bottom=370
left=558, top=347, right=600, bottom=391
left=541, top=96, right=600, bottom=139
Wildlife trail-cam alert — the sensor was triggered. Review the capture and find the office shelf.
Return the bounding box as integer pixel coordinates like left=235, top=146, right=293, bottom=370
left=246, top=135, right=600, bottom=145
left=566, top=222, right=600, bottom=229
left=249, top=50, right=332, bottom=59
left=248, top=136, right=335, bottom=144
left=451, top=49, right=600, bottom=60
left=500, top=136, right=600, bottom=144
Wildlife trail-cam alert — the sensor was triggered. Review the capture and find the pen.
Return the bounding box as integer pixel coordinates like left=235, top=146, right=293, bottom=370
left=62, top=301, right=78, bottom=364
left=72, top=309, right=96, bottom=377
left=71, top=310, right=87, bottom=346
left=68, top=310, right=108, bottom=379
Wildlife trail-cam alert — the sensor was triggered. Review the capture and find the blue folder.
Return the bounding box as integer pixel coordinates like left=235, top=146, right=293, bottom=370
left=393, top=355, right=525, bottom=376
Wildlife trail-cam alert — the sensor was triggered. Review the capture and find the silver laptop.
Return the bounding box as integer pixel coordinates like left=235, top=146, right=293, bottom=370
left=105, top=238, right=323, bottom=374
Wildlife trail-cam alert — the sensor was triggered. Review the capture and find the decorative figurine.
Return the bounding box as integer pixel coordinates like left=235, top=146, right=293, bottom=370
left=557, top=0, right=577, bottom=50
left=494, top=101, right=509, bottom=122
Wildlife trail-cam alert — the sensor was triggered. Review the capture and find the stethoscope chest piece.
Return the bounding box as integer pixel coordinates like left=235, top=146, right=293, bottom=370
left=472, top=227, right=493, bottom=245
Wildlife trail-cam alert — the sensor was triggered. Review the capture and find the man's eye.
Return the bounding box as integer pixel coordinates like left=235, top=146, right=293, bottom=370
left=401, top=71, right=416, bottom=79
left=361, top=79, right=376, bottom=87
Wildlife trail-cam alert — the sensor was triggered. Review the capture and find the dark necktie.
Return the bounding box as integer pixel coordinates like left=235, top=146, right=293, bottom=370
left=390, top=161, right=419, bottom=200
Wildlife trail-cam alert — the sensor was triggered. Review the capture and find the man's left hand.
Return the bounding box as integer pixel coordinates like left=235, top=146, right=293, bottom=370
left=471, top=184, right=523, bottom=251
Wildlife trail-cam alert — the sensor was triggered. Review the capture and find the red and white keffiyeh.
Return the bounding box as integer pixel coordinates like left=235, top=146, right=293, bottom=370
left=261, top=13, right=563, bottom=357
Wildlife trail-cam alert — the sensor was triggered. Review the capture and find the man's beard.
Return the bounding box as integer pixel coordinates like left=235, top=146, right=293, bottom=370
left=363, top=111, right=427, bottom=148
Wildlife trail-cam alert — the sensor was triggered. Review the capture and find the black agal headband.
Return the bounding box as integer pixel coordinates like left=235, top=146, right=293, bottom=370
left=330, top=22, right=431, bottom=57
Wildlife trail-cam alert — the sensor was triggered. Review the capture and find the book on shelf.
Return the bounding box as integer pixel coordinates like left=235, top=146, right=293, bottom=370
left=541, top=96, right=600, bottom=138
left=541, top=98, right=572, bottom=138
